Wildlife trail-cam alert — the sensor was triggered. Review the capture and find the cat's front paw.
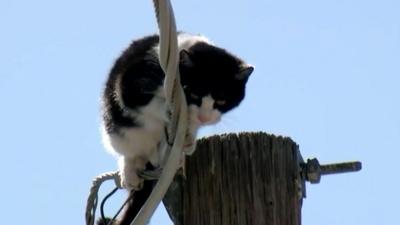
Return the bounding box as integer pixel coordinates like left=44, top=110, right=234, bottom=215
left=184, top=121, right=199, bottom=155
left=183, top=136, right=197, bottom=155
left=121, top=169, right=144, bottom=191
left=120, top=157, right=146, bottom=191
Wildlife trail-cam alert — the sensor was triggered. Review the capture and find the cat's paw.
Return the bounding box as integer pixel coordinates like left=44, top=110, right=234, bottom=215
left=120, top=169, right=144, bottom=191
left=120, top=157, right=146, bottom=191
left=183, top=139, right=197, bottom=155
left=182, top=132, right=197, bottom=155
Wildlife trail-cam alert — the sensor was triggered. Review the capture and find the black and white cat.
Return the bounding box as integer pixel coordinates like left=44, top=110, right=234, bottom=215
left=100, top=33, right=253, bottom=224
left=102, top=32, right=253, bottom=190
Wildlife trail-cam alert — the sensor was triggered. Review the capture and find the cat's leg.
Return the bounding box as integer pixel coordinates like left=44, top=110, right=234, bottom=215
left=183, top=133, right=197, bottom=154
left=148, top=145, right=162, bottom=168
left=119, top=156, right=147, bottom=190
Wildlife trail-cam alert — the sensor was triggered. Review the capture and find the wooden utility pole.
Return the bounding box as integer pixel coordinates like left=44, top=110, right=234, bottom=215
left=163, top=132, right=304, bottom=225
left=163, top=132, right=361, bottom=225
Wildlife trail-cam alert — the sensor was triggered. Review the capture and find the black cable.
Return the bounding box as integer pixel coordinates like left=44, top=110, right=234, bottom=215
left=107, top=190, right=135, bottom=225
left=100, top=187, right=119, bottom=224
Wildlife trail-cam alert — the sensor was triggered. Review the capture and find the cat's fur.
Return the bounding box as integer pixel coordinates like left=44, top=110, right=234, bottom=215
left=100, top=33, right=253, bottom=224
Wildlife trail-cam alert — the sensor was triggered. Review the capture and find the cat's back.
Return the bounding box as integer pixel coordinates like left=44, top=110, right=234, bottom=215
left=103, top=34, right=164, bottom=133
left=108, top=32, right=211, bottom=78
left=109, top=34, right=160, bottom=79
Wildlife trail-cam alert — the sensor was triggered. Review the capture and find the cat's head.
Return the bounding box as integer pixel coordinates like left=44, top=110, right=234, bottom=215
left=179, top=42, right=253, bottom=126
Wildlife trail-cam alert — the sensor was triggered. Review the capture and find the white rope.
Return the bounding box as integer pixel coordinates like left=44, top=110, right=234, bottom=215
left=85, top=171, right=121, bottom=225
left=85, top=1, right=187, bottom=225
left=130, top=0, right=187, bottom=224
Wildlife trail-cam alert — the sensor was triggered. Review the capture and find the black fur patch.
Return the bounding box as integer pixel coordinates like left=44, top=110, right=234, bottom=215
left=102, top=35, right=163, bottom=133
left=180, top=42, right=250, bottom=112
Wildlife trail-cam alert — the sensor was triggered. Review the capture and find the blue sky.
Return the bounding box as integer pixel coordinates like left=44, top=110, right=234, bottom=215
left=1, top=0, right=399, bottom=224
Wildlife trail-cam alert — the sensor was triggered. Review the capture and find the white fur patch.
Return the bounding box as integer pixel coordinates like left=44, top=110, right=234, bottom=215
left=199, top=96, right=221, bottom=124
left=183, top=96, right=221, bottom=155
left=136, top=88, right=168, bottom=125
left=177, top=33, right=213, bottom=51
left=152, top=33, right=213, bottom=57
left=103, top=87, right=167, bottom=163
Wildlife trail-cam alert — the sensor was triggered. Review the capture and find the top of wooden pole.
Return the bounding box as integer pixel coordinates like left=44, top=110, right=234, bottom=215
left=164, top=132, right=303, bottom=225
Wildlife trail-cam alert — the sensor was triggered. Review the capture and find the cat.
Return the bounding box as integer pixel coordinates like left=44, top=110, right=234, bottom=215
left=100, top=32, right=253, bottom=224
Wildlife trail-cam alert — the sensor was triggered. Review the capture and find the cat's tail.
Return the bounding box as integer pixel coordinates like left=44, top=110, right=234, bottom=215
left=97, top=166, right=156, bottom=225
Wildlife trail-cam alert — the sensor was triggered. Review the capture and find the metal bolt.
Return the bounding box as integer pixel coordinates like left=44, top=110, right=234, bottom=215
left=303, top=158, right=362, bottom=184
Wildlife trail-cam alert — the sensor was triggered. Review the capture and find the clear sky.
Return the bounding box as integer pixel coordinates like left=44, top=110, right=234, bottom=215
left=1, top=0, right=399, bottom=224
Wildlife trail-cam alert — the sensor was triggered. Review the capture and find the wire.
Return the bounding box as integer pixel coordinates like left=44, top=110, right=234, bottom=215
left=100, top=187, right=119, bottom=223
left=129, top=1, right=187, bottom=225
left=107, top=191, right=135, bottom=225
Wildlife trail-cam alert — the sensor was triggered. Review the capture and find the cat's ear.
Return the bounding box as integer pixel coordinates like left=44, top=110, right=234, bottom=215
left=236, top=64, right=254, bottom=80
left=179, top=49, right=194, bottom=67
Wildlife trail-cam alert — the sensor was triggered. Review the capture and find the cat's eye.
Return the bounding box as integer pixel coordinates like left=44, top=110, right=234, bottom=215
left=215, top=100, right=226, bottom=106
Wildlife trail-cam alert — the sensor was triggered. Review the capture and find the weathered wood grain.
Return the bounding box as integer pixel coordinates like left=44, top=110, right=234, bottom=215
left=163, top=132, right=303, bottom=225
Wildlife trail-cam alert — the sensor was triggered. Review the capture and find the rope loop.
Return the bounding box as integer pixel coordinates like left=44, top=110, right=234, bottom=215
left=85, top=171, right=121, bottom=225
